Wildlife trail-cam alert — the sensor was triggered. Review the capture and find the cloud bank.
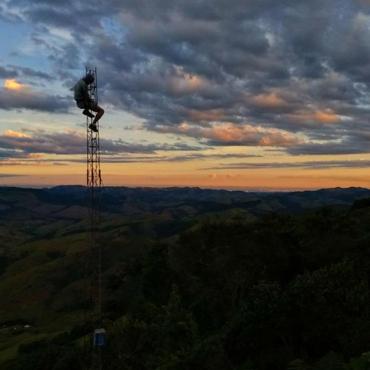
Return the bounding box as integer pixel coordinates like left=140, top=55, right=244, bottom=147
left=2, top=0, right=370, bottom=157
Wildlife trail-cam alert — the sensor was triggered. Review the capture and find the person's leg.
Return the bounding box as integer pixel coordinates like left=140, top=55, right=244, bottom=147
left=82, top=109, right=95, bottom=118
left=91, top=105, right=104, bottom=125
left=77, top=100, right=95, bottom=118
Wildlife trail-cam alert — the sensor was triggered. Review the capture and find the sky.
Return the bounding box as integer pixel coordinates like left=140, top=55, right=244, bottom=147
left=1, top=0, right=370, bottom=190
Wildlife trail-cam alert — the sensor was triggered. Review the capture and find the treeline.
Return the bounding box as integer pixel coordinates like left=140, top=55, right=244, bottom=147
left=5, top=205, right=370, bottom=369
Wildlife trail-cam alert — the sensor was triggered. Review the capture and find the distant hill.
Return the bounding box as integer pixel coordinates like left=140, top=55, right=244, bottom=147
left=2, top=186, right=370, bottom=221
left=2, top=186, right=370, bottom=369
left=1, top=185, right=370, bottom=253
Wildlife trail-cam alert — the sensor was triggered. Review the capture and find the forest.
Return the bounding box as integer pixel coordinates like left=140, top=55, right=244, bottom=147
left=2, top=187, right=370, bottom=369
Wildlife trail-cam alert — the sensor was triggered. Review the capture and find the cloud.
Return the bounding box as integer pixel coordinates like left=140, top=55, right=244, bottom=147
left=0, top=83, right=70, bottom=112
left=44, top=152, right=262, bottom=164
left=249, top=92, right=290, bottom=111
left=4, top=79, right=25, bottom=91
left=204, top=159, right=370, bottom=170
left=153, top=122, right=302, bottom=147
left=0, top=174, right=24, bottom=178
left=164, top=152, right=262, bottom=162
left=287, top=141, right=370, bottom=155
left=5, top=0, right=370, bottom=155
left=0, top=65, right=52, bottom=82
left=0, top=129, right=204, bottom=163
left=287, top=109, right=342, bottom=125
left=0, top=66, right=18, bottom=79
left=10, top=65, right=53, bottom=81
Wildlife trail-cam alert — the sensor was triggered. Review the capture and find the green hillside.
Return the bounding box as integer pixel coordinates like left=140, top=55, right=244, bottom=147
left=2, top=187, right=370, bottom=369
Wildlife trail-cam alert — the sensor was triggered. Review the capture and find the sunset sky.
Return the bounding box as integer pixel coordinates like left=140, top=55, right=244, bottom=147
left=1, top=0, right=370, bottom=190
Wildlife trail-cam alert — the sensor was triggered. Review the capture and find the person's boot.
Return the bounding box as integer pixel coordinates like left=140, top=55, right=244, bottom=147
left=89, top=123, right=98, bottom=132
left=83, top=109, right=95, bottom=118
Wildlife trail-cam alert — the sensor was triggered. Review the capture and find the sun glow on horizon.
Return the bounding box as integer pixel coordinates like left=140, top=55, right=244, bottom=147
left=4, top=79, right=25, bottom=91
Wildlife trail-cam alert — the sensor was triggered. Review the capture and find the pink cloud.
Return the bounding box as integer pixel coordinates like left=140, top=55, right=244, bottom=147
left=163, top=122, right=302, bottom=147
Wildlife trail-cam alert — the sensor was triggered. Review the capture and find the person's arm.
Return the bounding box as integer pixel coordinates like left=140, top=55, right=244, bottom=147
left=81, top=83, right=91, bottom=102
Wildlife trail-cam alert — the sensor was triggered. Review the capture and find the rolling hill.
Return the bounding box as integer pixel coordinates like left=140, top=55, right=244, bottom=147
left=2, top=186, right=370, bottom=369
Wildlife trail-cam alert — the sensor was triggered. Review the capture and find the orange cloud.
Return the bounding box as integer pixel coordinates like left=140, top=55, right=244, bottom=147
left=289, top=109, right=340, bottom=124
left=4, top=79, right=25, bottom=91
left=250, top=92, right=288, bottom=109
left=177, top=122, right=302, bottom=147
left=313, top=110, right=340, bottom=124
left=4, top=130, right=31, bottom=138
left=187, top=109, right=225, bottom=122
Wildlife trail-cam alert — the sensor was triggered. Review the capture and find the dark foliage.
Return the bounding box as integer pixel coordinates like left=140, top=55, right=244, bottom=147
left=4, top=190, right=370, bottom=369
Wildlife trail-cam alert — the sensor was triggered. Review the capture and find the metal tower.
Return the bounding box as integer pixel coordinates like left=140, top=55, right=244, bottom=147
left=86, top=67, right=102, bottom=192
left=85, top=66, right=105, bottom=370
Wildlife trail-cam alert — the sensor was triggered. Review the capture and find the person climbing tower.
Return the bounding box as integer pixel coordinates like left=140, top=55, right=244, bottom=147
left=73, top=73, right=104, bottom=132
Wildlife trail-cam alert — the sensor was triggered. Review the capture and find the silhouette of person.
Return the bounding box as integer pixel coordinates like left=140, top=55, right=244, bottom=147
left=73, top=73, right=104, bottom=132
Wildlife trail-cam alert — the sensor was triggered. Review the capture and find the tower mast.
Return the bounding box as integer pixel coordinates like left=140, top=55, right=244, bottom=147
left=85, top=66, right=105, bottom=370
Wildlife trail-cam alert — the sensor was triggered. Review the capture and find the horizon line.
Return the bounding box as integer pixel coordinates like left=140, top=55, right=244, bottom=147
left=0, top=184, right=368, bottom=193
